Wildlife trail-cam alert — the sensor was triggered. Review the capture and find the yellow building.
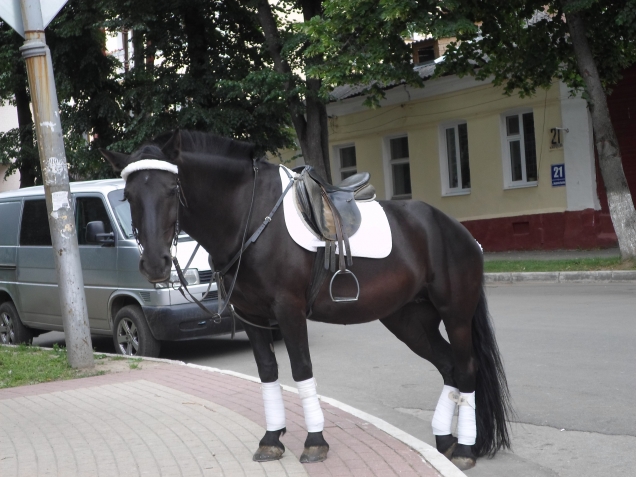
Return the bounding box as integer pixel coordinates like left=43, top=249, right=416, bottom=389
left=283, top=66, right=616, bottom=251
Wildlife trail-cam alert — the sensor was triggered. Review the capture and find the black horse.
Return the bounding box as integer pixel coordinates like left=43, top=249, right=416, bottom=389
left=101, top=130, right=512, bottom=470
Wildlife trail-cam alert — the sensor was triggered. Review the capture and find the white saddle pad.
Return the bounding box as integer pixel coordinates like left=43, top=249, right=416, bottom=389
left=279, top=166, right=392, bottom=258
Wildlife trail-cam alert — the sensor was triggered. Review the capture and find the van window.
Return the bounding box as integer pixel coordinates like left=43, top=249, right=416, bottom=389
left=20, top=199, right=52, bottom=246
left=107, top=189, right=133, bottom=238
left=75, top=197, right=113, bottom=245
left=0, top=202, right=22, bottom=246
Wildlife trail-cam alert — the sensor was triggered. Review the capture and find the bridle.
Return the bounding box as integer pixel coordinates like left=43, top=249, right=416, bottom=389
left=122, top=157, right=294, bottom=332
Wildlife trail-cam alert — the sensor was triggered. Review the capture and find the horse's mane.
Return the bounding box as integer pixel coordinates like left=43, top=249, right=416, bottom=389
left=152, top=130, right=259, bottom=162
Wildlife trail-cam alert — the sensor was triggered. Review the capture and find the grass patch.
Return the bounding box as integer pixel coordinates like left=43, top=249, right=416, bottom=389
left=0, top=344, right=105, bottom=389
left=484, top=257, right=636, bottom=273
left=129, top=359, right=142, bottom=370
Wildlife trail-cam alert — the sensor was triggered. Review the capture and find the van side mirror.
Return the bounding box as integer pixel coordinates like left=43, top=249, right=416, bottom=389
left=86, top=221, right=115, bottom=245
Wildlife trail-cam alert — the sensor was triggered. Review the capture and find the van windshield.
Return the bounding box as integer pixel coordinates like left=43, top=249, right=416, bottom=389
left=107, top=189, right=134, bottom=238
left=107, top=189, right=190, bottom=240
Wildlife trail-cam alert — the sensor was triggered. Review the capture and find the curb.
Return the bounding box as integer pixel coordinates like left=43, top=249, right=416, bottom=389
left=485, top=270, right=636, bottom=283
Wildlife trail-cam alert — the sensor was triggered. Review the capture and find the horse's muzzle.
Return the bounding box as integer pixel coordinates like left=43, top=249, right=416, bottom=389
left=139, top=253, right=172, bottom=283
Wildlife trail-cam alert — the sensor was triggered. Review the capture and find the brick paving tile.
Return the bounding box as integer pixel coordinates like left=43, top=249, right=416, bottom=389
left=0, top=363, right=444, bottom=477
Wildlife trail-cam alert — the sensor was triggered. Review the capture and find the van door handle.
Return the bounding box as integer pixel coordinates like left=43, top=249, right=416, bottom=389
left=0, top=264, right=17, bottom=270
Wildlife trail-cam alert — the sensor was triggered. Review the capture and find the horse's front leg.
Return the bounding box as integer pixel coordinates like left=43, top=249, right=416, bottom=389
left=279, top=308, right=330, bottom=463
left=243, top=323, right=287, bottom=462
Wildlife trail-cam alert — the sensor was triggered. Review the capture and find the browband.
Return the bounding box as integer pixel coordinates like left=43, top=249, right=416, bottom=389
left=120, top=159, right=179, bottom=181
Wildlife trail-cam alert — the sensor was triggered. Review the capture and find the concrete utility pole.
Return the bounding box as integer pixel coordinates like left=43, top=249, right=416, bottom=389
left=19, top=0, right=93, bottom=368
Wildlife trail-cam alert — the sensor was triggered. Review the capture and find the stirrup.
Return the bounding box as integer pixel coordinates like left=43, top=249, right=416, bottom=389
left=329, top=269, right=360, bottom=302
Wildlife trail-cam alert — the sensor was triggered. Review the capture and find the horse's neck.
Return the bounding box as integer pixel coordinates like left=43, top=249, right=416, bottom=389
left=179, top=156, right=265, bottom=269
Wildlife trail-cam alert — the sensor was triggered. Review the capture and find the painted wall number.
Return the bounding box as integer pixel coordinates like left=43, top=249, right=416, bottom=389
left=550, top=128, right=566, bottom=149
left=551, top=164, right=565, bottom=186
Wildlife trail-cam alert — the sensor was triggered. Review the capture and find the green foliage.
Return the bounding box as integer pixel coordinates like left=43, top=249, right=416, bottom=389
left=483, top=257, right=635, bottom=273
left=0, top=0, right=298, bottom=184
left=306, top=0, right=636, bottom=103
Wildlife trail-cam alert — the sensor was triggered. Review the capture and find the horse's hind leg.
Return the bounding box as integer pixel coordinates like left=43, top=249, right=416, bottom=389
left=380, top=301, right=459, bottom=459
left=437, top=293, right=481, bottom=470
left=243, top=323, right=287, bottom=462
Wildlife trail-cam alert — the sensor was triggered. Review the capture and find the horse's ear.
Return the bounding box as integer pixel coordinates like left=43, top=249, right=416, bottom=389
left=161, top=129, right=182, bottom=164
left=100, top=149, right=132, bottom=172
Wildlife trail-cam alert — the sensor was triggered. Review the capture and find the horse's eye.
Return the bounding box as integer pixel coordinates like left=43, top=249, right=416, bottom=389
left=169, top=188, right=178, bottom=197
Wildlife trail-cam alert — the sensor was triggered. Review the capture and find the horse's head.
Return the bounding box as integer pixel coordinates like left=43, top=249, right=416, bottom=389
left=101, top=131, right=183, bottom=283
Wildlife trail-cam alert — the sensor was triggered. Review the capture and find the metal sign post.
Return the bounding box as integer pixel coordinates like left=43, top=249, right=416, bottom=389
left=0, top=0, right=94, bottom=368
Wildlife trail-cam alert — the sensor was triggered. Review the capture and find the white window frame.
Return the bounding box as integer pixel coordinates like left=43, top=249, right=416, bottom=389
left=383, top=134, right=412, bottom=200
left=439, top=120, right=471, bottom=196
left=500, top=108, right=538, bottom=189
left=333, top=143, right=357, bottom=182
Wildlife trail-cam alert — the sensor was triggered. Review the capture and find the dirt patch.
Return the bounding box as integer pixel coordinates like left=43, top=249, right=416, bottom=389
left=92, top=356, right=172, bottom=375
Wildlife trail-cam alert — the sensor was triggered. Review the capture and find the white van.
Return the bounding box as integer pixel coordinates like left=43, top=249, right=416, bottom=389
left=0, top=178, right=239, bottom=357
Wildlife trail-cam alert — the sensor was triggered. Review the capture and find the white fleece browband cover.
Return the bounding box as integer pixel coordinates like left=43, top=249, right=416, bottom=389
left=431, top=385, right=459, bottom=436
left=120, top=159, right=178, bottom=181
left=261, top=380, right=286, bottom=431
left=296, top=378, right=324, bottom=433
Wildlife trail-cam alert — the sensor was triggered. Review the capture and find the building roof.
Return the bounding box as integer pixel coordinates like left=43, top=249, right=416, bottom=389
left=329, top=61, right=439, bottom=102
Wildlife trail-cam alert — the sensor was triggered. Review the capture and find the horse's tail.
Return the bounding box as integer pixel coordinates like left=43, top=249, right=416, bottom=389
left=472, top=286, right=514, bottom=457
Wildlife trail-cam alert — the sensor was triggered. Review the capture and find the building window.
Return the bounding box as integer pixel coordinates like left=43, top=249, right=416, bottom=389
left=502, top=111, right=537, bottom=188
left=336, top=145, right=357, bottom=181
left=440, top=121, right=471, bottom=195
left=388, top=135, right=412, bottom=199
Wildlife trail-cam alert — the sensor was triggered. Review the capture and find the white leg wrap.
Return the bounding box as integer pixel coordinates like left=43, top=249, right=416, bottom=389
left=431, top=385, right=459, bottom=436
left=261, top=380, right=286, bottom=431
left=457, top=391, right=477, bottom=446
left=296, top=378, right=324, bottom=433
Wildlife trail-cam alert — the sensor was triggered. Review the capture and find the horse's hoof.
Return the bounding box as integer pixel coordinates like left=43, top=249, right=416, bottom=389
left=435, top=434, right=458, bottom=460
left=300, top=431, right=329, bottom=463
left=300, top=446, right=329, bottom=463
left=451, top=443, right=476, bottom=470
left=253, top=446, right=284, bottom=462
left=253, top=428, right=286, bottom=462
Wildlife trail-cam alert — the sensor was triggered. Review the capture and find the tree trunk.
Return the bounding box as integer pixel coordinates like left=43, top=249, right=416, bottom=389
left=566, top=10, right=636, bottom=259
left=300, top=0, right=332, bottom=181
left=132, top=29, right=144, bottom=71
left=255, top=0, right=332, bottom=181
left=13, top=77, right=37, bottom=188
left=181, top=2, right=208, bottom=81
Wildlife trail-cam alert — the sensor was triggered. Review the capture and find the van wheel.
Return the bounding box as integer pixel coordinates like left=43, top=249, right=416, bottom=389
left=0, top=302, right=33, bottom=345
left=113, top=305, right=161, bottom=358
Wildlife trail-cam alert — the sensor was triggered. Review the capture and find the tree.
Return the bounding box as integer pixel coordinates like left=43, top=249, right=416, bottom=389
left=306, top=0, right=636, bottom=258
left=0, top=23, right=39, bottom=187
left=0, top=1, right=301, bottom=185
left=0, top=1, right=123, bottom=186
left=103, top=0, right=297, bottom=158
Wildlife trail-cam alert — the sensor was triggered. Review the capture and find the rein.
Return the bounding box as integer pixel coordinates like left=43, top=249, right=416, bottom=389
left=171, top=160, right=295, bottom=331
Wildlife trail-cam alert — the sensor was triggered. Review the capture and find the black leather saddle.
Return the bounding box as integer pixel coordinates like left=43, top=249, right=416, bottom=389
left=293, top=166, right=376, bottom=302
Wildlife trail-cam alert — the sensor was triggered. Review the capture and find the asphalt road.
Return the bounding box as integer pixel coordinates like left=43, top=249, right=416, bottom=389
left=35, top=282, right=636, bottom=477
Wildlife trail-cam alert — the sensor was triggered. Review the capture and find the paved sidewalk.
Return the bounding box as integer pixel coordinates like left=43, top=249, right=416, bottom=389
left=0, top=361, right=458, bottom=477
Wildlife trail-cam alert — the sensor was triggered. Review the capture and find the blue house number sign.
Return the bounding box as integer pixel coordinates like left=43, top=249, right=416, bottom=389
left=551, top=164, right=565, bottom=187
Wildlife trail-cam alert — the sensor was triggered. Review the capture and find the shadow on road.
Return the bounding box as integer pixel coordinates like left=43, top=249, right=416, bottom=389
left=33, top=330, right=253, bottom=361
